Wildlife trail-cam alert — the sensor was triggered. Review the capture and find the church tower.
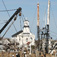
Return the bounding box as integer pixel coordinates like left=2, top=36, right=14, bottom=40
left=23, top=20, right=30, bottom=33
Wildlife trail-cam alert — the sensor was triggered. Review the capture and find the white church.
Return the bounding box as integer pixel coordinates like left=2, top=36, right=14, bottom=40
left=11, top=20, right=35, bottom=48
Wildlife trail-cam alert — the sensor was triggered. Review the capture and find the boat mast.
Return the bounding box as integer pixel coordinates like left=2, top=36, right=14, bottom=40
left=46, top=0, right=50, bottom=53
left=47, top=0, right=50, bottom=25
left=37, top=3, right=40, bottom=51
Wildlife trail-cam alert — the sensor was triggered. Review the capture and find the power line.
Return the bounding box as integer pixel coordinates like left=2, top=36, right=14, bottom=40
left=2, top=0, right=17, bottom=37
left=50, top=4, right=57, bottom=29
left=2, top=16, right=17, bottom=38
left=2, top=0, right=10, bottom=17
left=50, top=30, right=57, bottom=37
left=50, top=30, right=57, bottom=35
left=0, top=9, right=17, bottom=12
left=22, top=13, right=26, bottom=22
left=19, top=12, right=26, bottom=30
left=50, top=33, right=57, bottom=40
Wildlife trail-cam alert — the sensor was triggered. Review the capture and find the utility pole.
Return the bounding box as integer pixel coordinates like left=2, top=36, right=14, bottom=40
left=46, top=0, right=50, bottom=53
left=37, top=3, right=40, bottom=51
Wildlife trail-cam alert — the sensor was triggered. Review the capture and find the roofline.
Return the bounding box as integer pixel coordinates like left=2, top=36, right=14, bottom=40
left=12, top=30, right=23, bottom=37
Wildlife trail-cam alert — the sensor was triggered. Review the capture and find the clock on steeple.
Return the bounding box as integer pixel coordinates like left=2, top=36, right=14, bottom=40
left=24, top=20, right=29, bottom=26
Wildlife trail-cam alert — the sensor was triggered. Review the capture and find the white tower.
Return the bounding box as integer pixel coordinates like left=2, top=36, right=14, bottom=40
left=23, top=20, right=30, bottom=33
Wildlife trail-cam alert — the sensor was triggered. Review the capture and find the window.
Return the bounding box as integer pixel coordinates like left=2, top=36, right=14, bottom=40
left=30, top=37, right=33, bottom=40
left=26, top=38, right=28, bottom=42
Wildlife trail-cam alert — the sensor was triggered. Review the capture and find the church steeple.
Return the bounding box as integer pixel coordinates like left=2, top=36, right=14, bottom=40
left=24, top=20, right=29, bottom=27
left=23, top=20, right=30, bottom=33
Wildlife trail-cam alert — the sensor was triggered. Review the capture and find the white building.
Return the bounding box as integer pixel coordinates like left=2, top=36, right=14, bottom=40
left=0, top=37, right=10, bottom=51
left=12, top=20, right=35, bottom=48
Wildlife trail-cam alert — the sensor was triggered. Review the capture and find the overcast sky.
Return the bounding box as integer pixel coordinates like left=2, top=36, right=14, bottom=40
left=0, top=0, right=57, bottom=40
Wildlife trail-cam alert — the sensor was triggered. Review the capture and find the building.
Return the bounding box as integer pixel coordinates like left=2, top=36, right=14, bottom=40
left=0, top=37, right=4, bottom=51
left=12, top=20, right=35, bottom=48
left=0, top=37, right=10, bottom=51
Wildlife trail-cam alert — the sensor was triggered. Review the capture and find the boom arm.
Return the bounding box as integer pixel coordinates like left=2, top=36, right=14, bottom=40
left=0, top=7, right=22, bottom=33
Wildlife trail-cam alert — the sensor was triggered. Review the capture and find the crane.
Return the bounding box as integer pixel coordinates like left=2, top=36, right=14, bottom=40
left=0, top=7, right=22, bottom=51
left=0, top=7, right=22, bottom=34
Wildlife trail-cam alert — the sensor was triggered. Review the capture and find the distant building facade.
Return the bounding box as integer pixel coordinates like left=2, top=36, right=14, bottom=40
left=12, top=20, right=35, bottom=48
left=0, top=37, right=10, bottom=51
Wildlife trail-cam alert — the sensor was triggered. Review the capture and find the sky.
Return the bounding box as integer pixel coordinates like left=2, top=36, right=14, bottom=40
left=0, top=0, right=57, bottom=40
